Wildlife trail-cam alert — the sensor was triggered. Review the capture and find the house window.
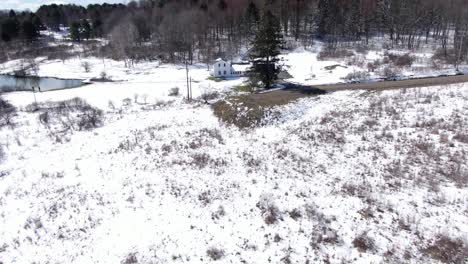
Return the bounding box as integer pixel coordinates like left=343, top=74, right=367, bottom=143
left=218, top=71, right=221, bottom=75
left=218, top=63, right=221, bottom=67
left=224, top=70, right=226, bottom=74
left=224, top=63, right=226, bottom=67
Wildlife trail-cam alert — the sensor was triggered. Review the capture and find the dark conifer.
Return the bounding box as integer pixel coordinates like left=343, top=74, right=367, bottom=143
left=249, top=11, right=283, bottom=89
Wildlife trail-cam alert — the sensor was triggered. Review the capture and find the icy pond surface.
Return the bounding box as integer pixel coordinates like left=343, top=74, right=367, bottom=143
left=0, top=74, right=83, bottom=92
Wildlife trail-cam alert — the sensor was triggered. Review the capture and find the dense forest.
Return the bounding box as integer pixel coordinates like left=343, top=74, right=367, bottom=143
left=0, top=0, right=467, bottom=64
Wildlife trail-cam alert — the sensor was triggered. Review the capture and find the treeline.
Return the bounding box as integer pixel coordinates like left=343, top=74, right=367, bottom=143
left=35, top=3, right=127, bottom=38
left=2, top=0, right=468, bottom=64
left=0, top=10, right=43, bottom=43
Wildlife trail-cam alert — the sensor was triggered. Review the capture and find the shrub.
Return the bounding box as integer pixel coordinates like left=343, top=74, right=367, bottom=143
left=141, top=94, right=149, bottom=104
left=256, top=195, right=281, bottom=225
left=0, top=96, right=17, bottom=127
left=77, top=107, right=104, bottom=130
left=453, top=133, right=468, bottom=143
left=367, top=60, right=381, bottom=72
left=27, top=58, right=39, bottom=75
left=191, top=153, right=212, bottom=168
left=289, top=208, right=302, bottom=220
left=122, top=253, right=138, bottom=264
left=343, top=71, right=370, bottom=82
left=311, top=226, right=340, bottom=247
left=24, top=102, right=39, bottom=112
left=108, top=100, right=116, bottom=110
left=384, top=52, right=414, bottom=67
left=353, top=232, right=376, bottom=253
left=264, top=204, right=280, bottom=225
left=346, top=55, right=366, bottom=68
left=211, top=205, right=226, bottom=220
left=274, top=234, right=282, bottom=242
left=39, top=111, right=50, bottom=124
left=14, top=59, right=39, bottom=76
left=423, top=235, right=467, bottom=264
left=100, top=71, right=108, bottom=80
left=246, top=71, right=261, bottom=92
left=168, top=87, right=179, bottom=96
left=0, top=144, right=5, bottom=163
left=395, top=53, right=414, bottom=67
left=32, top=97, right=104, bottom=136
left=81, top=61, right=91, bottom=73
left=122, top=98, right=132, bottom=106
left=200, top=86, right=220, bottom=103
left=432, top=48, right=457, bottom=65
left=382, top=66, right=400, bottom=79
left=198, top=190, right=212, bottom=206
left=355, top=45, right=370, bottom=54
left=206, top=247, right=225, bottom=261
left=318, top=45, right=354, bottom=61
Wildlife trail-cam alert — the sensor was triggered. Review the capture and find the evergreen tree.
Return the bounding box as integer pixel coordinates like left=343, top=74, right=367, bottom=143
left=218, top=0, right=228, bottom=11
left=81, top=20, right=92, bottom=40
left=91, top=17, right=103, bottom=38
left=317, top=0, right=329, bottom=38
left=249, top=10, right=283, bottom=89
left=22, top=19, right=40, bottom=42
left=1, top=17, right=20, bottom=42
left=32, top=15, right=44, bottom=31
left=51, top=8, right=62, bottom=31
left=245, top=1, right=259, bottom=36
left=200, top=2, right=208, bottom=11
left=70, top=22, right=81, bottom=42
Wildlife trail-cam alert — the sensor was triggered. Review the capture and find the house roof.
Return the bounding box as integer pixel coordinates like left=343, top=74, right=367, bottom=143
left=232, top=64, right=250, bottom=72
left=215, top=58, right=226, bottom=62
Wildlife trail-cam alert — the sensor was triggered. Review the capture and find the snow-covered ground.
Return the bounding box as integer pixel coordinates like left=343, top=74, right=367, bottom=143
left=1, top=39, right=468, bottom=263
left=1, top=76, right=467, bottom=263
left=2, top=40, right=467, bottom=94
left=0, top=57, right=247, bottom=101
left=280, top=45, right=468, bottom=85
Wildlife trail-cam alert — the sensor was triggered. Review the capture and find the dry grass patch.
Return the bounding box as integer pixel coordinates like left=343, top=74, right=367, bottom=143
left=422, top=235, right=467, bottom=264
left=213, top=88, right=325, bottom=128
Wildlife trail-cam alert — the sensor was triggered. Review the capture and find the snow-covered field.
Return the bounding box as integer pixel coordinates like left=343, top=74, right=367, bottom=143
left=3, top=39, right=467, bottom=94
left=1, top=39, right=468, bottom=263
left=281, top=45, right=468, bottom=85
left=1, top=74, right=467, bottom=263
left=0, top=56, right=246, bottom=100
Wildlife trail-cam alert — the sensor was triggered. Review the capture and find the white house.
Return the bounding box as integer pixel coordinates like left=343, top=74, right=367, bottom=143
left=212, top=58, right=248, bottom=78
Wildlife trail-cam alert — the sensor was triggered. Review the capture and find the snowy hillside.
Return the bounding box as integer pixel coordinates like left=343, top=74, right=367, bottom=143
left=1, top=81, right=467, bottom=263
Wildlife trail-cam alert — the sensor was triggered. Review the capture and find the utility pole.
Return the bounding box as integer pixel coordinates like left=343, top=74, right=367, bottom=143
left=32, top=86, right=38, bottom=111
left=186, top=61, right=190, bottom=101
left=189, top=77, right=193, bottom=100
left=456, top=30, right=466, bottom=72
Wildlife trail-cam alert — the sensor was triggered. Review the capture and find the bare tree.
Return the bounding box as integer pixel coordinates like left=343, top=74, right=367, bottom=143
left=109, top=16, right=138, bottom=67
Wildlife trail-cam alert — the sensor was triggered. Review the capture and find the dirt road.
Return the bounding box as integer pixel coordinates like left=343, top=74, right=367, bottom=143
left=313, top=74, right=468, bottom=92
left=253, top=74, right=468, bottom=106
left=214, top=74, right=468, bottom=128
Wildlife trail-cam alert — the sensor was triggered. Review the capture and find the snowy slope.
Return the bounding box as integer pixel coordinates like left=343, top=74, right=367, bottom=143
left=1, top=81, right=467, bottom=263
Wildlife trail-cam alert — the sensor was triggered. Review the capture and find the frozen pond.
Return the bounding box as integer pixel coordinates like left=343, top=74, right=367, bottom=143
left=0, top=74, right=83, bottom=92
